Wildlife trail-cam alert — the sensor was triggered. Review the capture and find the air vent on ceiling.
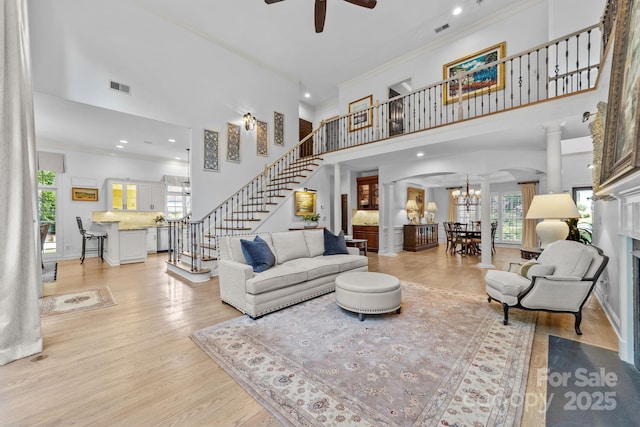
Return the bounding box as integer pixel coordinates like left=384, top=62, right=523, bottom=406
left=435, top=23, right=450, bottom=34
left=110, top=80, right=131, bottom=94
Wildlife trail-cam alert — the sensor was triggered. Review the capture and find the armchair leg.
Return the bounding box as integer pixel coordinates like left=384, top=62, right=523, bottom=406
left=487, top=296, right=492, bottom=303
left=502, top=303, right=509, bottom=325
left=574, top=311, right=583, bottom=335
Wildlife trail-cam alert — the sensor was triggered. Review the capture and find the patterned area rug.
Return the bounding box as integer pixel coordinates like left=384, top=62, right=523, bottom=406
left=192, top=281, right=537, bottom=426
left=42, top=262, right=57, bottom=283
left=40, top=287, right=117, bottom=317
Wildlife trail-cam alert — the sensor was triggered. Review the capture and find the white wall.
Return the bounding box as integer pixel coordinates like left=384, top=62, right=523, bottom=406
left=29, top=0, right=301, bottom=220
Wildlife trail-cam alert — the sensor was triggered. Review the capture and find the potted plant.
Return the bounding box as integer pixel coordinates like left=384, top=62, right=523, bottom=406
left=302, top=213, right=320, bottom=228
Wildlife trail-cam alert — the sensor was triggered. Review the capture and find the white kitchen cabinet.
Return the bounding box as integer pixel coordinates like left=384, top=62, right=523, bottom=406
left=138, top=183, right=166, bottom=212
left=104, top=179, right=166, bottom=212
left=146, top=227, right=157, bottom=253
left=119, top=229, right=147, bottom=263
left=106, top=181, right=138, bottom=211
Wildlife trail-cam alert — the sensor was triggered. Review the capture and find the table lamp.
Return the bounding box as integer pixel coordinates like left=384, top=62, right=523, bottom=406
left=405, top=199, right=419, bottom=224
left=525, top=193, right=580, bottom=248
left=425, top=201, right=438, bottom=223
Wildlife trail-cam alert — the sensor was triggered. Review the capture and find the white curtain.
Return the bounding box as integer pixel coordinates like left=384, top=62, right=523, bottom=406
left=0, top=0, right=43, bottom=365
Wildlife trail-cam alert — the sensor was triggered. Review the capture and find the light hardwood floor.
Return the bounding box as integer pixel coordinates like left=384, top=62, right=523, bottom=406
left=1, top=245, right=617, bottom=426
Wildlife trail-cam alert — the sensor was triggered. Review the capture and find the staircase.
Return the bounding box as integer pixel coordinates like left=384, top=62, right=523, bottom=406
left=165, top=20, right=609, bottom=283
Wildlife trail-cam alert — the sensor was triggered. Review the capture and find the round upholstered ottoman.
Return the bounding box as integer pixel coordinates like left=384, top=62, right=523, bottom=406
left=335, top=271, right=402, bottom=321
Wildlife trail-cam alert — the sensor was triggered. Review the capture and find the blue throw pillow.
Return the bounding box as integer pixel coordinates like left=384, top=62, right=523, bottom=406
left=323, top=229, right=349, bottom=256
left=240, top=236, right=275, bottom=273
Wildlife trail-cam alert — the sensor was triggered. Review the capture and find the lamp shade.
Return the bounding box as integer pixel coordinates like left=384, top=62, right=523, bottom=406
left=526, top=193, right=580, bottom=248
left=405, top=200, right=419, bottom=211
left=425, top=201, right=438, bottom=211
left=525, top=193, right=580, bottom=219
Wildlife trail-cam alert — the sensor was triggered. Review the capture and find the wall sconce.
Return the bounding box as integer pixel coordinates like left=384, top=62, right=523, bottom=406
left=405, top=199, right=419, bottom=224
left=425, top=201, right=438, bottom=223
left=525, top=193, right=580, bottom=248
left=243, top=112, right=256, bottom=131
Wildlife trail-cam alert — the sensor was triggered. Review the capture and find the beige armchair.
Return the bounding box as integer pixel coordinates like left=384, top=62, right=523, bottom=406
left=484, top=240, right=608, bottom=335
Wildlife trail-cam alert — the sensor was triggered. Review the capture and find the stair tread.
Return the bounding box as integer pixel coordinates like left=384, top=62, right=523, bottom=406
left=166, top=260, right=211, bottom=274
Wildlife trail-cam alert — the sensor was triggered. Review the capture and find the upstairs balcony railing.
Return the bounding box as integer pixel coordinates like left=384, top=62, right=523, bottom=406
left=188, top=22, right=604, bottom=263
left=311, top=23, right=601, bottom=154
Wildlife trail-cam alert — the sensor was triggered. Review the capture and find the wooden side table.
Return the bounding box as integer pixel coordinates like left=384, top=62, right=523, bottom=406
left=520, top=247, right=543, bottom=260
left=346, top=238, right=367, bottom=256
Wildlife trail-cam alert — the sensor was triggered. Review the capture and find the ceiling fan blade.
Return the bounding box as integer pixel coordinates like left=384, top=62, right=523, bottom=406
left=315, top=0, right=326, bottom=33
left=264, top=0, right=285, bottom=4
left=343, top=0, right=377, bottom=9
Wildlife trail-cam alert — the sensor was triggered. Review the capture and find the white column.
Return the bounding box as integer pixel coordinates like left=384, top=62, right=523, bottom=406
left=333, top=163, right=341, bottom=233
left=380, top=182, right=398, bottom=256
left=545, top=123, right=563, bottom=193
left=478, top=175, right=495, bottom=268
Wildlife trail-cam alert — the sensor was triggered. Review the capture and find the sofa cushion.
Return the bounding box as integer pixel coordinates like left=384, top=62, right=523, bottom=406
left=323, top=229, right=349, bottom=255
left=304, top=229, right=325, bottom=257
left=518, top=260, right=555, bottom=279
left=241, top=236, right=276, bottom=273
left=245, top=264, right=308, bottom=294
left=271, top=231, right=311, bottom=264
left=284, top=257, right=340, bottom=280
left=320, top=254, right=368, bottom=272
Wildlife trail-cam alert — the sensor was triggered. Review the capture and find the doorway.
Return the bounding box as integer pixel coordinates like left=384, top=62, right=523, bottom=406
left=388, top=78, right=412, bottom=137
left=38, top=171, right=58, bottom=259
left=299, top=118, right=314, bottom=157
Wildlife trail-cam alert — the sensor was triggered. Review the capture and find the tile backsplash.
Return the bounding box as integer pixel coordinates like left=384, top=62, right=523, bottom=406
left=92, top=211, right=164, bottom=229
left=352, top=209, right=379, bottom=225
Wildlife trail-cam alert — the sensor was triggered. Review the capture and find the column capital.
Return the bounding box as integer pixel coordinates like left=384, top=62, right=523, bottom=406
left=541, top=120, right=566, bottom=134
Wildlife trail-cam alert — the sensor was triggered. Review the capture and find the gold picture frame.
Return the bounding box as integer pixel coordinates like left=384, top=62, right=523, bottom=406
left=407, top=187, right=425, bottom=218
left=294, top=191, right=317, bottom=216
left=348, top=95, right=373, bottom=132
left=72, top=187, right=98, bottom=202
left=443, top=42, right=506, bottom=104
left=600, top=0, right=640, bottom=188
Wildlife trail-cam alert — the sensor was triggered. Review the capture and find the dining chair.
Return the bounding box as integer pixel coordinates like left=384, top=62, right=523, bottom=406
left=76, top=216, right=107, bottom=264
left=39, top=222, right=50, bottom=268
left=443, top=222, right=455, bottom=253
left=491, top=221, right=498, bottom=254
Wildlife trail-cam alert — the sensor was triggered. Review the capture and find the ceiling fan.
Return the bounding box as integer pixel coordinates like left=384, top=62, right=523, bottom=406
left=265, top=0, right=377, bottom=33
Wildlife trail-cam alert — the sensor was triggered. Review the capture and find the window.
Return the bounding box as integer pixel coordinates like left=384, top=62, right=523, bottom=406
left=491, top=192, right=523, bottom=243
left=456, top=204, right=478, bottom=224
left=37, top=170, right=57, bottom=255
left=167, top=185, right=190, bottom=219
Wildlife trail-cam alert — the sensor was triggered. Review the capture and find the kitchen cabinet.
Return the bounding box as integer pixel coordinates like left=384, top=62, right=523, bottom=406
left=146, top=227, right=157, bottom=253
left=104, top=179, right=166, bottom=212
left=138, top=183, right=166, bottom=211
left=352, top=225, right=378, bottom=252
left=120, top=229, right=147, bottom=263
left=356, top=176, right=379, bottom=210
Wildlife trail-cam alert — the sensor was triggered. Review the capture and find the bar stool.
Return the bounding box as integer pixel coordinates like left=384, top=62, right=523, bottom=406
left=76, top=217, right=106, bottom=264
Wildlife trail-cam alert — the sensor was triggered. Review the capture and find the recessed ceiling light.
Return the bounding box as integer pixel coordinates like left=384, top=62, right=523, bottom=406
left=453, top=7, right=462, bottom=15
left=175, top=157, right=181, bottom=160
left=587, top=163, right=594, bottom=169
left=304, top=93, right=311, bottom=98
left=417, top=152, right=424, bottom=157
left=119, top=139, right=128, bottom=144
left=116, top=145, right=124, bottom=149
left=168, top=139, right=176, bottom=143
left=144, top=141, right=153, bottom=144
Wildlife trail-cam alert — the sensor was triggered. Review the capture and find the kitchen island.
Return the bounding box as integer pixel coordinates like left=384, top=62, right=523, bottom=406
left=94, top=221, right=148, bottom=266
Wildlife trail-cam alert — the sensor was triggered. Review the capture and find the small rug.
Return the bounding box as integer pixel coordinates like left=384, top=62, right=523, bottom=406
left=40, top=287, right=117, bottom=317
left=192, top=281, right=537, bottom=426
left=42, top=262, right=57, bottom=283
left=546, top=335, right=640, bottom=425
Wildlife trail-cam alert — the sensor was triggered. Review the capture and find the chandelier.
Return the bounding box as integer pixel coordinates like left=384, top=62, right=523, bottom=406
left=452, top=175, right=480, bottom=210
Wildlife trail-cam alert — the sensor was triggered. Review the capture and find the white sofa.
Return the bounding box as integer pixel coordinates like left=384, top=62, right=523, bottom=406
left=485, top=240, right=608, bottom=334
left=218, top=229, right=368, bottom=318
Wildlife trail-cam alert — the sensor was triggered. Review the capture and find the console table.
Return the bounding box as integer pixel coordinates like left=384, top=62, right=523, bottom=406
left=403, top=223, right=438, bottom=251
left=520, top=247, right=543, bottom=260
